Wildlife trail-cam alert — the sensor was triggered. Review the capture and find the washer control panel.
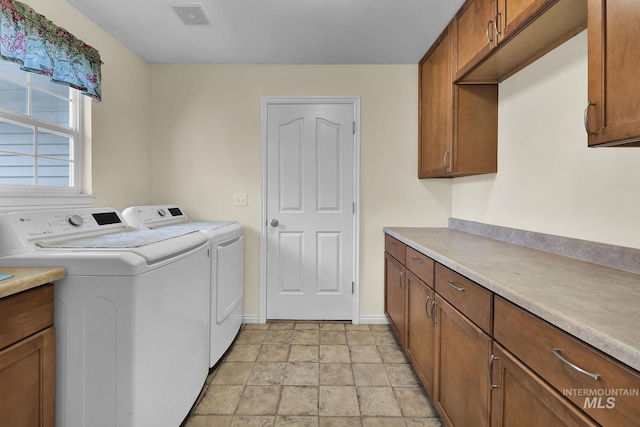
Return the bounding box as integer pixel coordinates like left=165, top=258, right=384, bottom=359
left=9, top=208, right=125, bottom=241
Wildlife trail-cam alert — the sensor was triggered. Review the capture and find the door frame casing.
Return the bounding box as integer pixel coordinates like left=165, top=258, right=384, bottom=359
left=259, top=96, right=361, bottom=324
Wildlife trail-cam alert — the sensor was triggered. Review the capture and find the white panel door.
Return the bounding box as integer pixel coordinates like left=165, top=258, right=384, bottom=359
left=266, top=103, right=355, bottom=320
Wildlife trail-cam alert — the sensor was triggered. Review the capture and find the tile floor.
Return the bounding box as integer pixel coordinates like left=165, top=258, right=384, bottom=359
left=182, top=322, right=442, bottom=427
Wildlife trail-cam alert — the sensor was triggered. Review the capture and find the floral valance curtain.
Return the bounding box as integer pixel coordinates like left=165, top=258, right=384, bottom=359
left=0, top=0, right=102, bottom=100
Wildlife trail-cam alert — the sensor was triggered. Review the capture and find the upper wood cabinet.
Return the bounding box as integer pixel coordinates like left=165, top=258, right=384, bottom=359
left=455, top=0, right=587, bottom=83
left=419, top=26, right=453, bottom=177
left=454, top=0, right=497, bottom=78
left=586, top=0, right=640, bottom=147
left=497, top=0, right=554, bottom=41
left=418, top=24, right=498, bottom=178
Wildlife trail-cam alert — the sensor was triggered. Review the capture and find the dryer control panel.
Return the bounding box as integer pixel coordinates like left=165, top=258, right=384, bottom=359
left=122, top=205, right=188, bottom=229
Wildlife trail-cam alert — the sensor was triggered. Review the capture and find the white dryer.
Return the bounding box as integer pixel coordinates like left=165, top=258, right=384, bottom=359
left=0, top=207, right=211, bottom=427
left=122, top=205, right=243, bottom=367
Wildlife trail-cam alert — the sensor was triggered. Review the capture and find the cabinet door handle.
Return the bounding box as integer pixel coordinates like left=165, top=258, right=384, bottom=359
left=399, top=271, right=405, bottom=289
left=443, top=150, right=449, bottom=167
left=486, top=20, right=494, bottom=43
left=430, top=300, right=437, bottom=324
left=584, top=102, right=596, bottom=135
left=551, top=348, right=600, bottom=381
left=425, top=295, right=432, bottom=318
left=411, top=256, right=424, bottom=264
left=494, top=13, right=501, bottom=38
left=488, top=354, right=499, bottom=390
left=447, top=280, right=465, bottom=292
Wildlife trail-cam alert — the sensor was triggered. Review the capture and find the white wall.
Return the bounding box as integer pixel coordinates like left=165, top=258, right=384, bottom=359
left=148, top=65, right=452, bottom=318
left=452, top=31, right=640, bottom=249
left=27, top=0, right=151, bottom=210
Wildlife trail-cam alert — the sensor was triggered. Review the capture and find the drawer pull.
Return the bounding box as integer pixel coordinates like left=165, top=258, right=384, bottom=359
left=551, top=348, right=601, bottom=381
left=425, top=295, right=432, bottom=318
left=390, top=241, right=397, bottom=247
left=488, top=354, right=499, bottom=390
left=411, top=256, right=424, bottom=264
left=447, top=280, right=465, bottom=292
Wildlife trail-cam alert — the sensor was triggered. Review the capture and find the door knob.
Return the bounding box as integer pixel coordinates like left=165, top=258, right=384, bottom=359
left=270, top=219, right=279, bottom=227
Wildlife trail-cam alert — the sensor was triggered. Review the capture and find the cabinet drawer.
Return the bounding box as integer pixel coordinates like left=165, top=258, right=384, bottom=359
left=494, top=296, right=640, bottom=427
left=0, top=284, right=54, bottom=351
left=385, top=234, right=406, bottom=264
left=435, top=263, right=492, bottom=334
left=405, top=247, right=434, bottom=288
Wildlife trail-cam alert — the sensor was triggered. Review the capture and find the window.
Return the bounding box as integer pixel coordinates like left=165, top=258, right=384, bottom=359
left=0, top=60, right=82, bottom=192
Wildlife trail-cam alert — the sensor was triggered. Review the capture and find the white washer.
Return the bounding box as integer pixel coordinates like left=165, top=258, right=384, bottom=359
left=0, top=207, right=211, bottom=427
left=122, top=205, right=243, bottom=367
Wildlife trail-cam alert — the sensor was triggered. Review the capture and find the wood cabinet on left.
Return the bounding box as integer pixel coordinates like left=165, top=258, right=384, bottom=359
left=0, top=284, right=55, bottom=427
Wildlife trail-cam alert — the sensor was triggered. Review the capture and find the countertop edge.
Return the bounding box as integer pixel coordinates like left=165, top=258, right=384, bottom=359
left=0, top=267, right=66, bottom=299
left=383, top=227, right=640, bottom=372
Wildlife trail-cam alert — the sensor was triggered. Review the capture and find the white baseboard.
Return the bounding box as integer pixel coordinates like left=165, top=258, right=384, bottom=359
left=358, top=315, right=389, bottom=324
left=242, top=315, right=260, bottom=324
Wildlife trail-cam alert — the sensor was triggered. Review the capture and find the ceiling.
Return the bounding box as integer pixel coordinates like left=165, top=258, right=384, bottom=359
left=65, top=0, right=466, bottom=64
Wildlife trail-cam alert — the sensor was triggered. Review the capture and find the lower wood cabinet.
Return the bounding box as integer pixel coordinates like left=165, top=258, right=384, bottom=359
left=0, top=328, right=55, bottom=427
left=383, top=233, right=640, bottom=426
left=434, top=294, right=492, bottom=427
left=384, top=251, right=407, bottom=347
left=494, top=296, right=640, bottom=427
left=0, top=284, right=55, bottom=427
left=406, top=271, right=436, bottom=397
left=490, top=342, right=597, bottom=427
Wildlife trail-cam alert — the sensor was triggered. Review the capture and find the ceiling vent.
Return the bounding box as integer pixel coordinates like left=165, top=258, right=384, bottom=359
left=171, top=3, right=214, bottom=26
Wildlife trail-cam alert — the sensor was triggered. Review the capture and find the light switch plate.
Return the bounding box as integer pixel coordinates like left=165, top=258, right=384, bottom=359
left=234, top=193, right=248, bottom=207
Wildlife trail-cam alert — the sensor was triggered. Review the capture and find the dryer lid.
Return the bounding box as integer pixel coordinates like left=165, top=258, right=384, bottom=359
left=157, top=221, right=235, bottom=232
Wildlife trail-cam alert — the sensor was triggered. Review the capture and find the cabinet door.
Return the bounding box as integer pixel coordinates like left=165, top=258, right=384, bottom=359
left=418, top=26, right=453, bottom=178
left=406, top=272, right=436, bottom=397
left=587, top=0, right=640, bottom=146
left=496, top=0, right=554, bottom=42
left=0, top=328, right=55, bottom=427
left=419, top=23, right=498, bottom=179
left=490, top=343, right=598, bottom=427
left=455, top=0, right=498, bottom=78
left=384, top=252, right=406, bottom=347
left=434, top=295, right=492, bottom=427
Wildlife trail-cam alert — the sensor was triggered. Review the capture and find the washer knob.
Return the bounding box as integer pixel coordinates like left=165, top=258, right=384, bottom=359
left=67, top=214, right=84, bottom=227
left=157, top=209, right=166, bottom=217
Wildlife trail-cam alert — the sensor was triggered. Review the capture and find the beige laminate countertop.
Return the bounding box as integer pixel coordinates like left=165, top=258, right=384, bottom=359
left=384, top=227, right=640, bottom=372
left=0, top=267, right=65, bottom=299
